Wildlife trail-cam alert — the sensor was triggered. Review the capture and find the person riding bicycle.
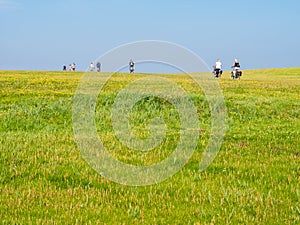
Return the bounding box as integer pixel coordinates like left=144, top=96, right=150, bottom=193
left=213, top=58, right=223, bottom=77
left=232, top=59, right=240, bottom=71
left=231, top=59, right=242, bottom=79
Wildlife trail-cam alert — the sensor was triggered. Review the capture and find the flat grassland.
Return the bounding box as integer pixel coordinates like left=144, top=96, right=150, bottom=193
left=0, top=68, right=299, bottom=224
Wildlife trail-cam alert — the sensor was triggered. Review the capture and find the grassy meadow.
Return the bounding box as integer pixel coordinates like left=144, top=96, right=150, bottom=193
left=0, top=68, right=299, bottom=224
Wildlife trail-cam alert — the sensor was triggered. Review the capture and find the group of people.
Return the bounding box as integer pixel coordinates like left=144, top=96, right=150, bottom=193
left=62, top=59, right=241, bottom=77
left=63, top=63, right=76, bottom=72
left=89, top=62, right=101, bottom=72
left=63, top=60, right=135, bottom=73
left=213, top=58, right=242, bottom=79
left=89, top=60, right=135, bottom=73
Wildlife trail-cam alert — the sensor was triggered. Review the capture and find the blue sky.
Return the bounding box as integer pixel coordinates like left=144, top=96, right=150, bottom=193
left=0, top=0, right=300, bottom=72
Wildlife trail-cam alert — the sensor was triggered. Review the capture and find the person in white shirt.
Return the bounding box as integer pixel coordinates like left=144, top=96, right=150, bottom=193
left=213, top=58, right=223, bottom=77
left=90, top=62, right=95, bottom=72
left=71, top=63, right=76, bottom=72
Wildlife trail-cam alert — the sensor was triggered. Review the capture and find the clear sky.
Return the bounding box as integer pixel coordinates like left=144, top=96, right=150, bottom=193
left=0, top=0, right=300, bottom=72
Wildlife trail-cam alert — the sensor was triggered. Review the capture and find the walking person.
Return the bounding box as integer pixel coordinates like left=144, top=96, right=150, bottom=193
left=129, top=59, right=135, bottom=73
left=72, top=63, right=76, bottom=72
left=96, top=62, right=101, bottom=72
left=90, top=62, right=95, bottom=72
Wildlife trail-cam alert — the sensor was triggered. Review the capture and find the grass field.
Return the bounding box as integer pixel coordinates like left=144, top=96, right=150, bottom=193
left=0, top=68, right=299, bottom=224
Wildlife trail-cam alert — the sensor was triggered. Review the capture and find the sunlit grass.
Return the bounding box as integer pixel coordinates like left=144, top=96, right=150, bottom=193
left=0, top=69, right=299, bottom=224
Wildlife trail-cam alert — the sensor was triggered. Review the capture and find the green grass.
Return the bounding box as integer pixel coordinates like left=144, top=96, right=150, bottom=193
left=0, top=68, right=299, bottom=224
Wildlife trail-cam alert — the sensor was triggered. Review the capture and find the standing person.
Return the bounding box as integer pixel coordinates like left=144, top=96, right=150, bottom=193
left=90, top=62, right=95, bottom=72
left=69, top=64, right=72, bottom=71
left=129, top=59, right=135, bottom=73
left=72, top=63, right=76, bottom=72
left=63, top=64, right=67, bottom=71
left=96, top=62, right=101, bottom=72
left=213, top=58, right=223, bottom=77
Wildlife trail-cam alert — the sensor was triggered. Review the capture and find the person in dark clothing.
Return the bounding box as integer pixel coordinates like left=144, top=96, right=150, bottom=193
left=96, top=62, right=101, bottom=72
left=129, top=59, right=135, bottom=73
left=232, top=59, right=240, bottom=70
left=231, top=59, right=242, bottom=79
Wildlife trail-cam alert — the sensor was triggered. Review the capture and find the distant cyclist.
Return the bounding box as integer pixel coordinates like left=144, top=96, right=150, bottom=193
left=231, top=59, right=242, bottom=79
left=213, top=58, right=223, bottom=77
left=232, top=59, right=240, bottom=71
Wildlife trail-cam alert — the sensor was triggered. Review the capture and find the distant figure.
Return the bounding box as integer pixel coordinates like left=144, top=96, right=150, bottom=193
left=90, top=62, right=95, bottom=72
left=231, top=59, right=242, bottom=79
left=213, top=58, right=223, bottom=78
left=69, top=64, right=72, bottom=71
left=63, top=64, right=67, bottom=71
left=232, top=59, right=240, bottom=71
left=96, top=62, right=101, bottom=72
left=72, top=63, right=76, bottom=72
left=129, top=59, right=135, bottom=73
